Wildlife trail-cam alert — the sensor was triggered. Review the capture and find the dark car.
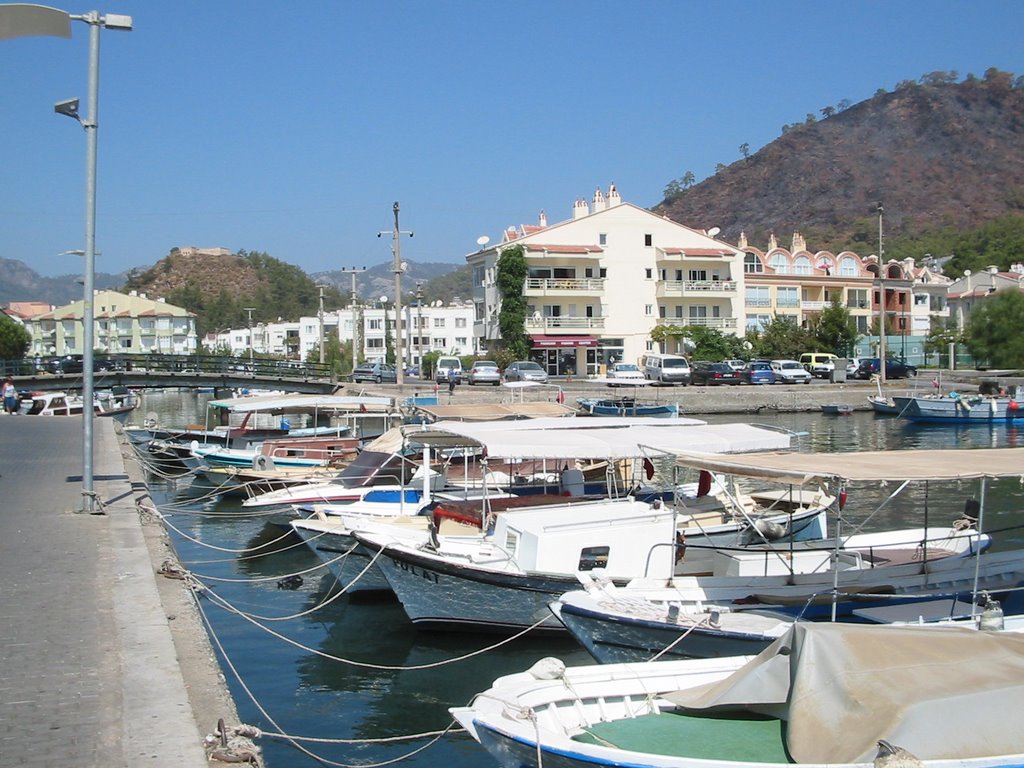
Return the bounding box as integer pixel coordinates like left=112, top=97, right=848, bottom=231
left=351, top=362, right=397, bottom=384
left=855, top=358, right=917, bottom=380
left=691, top=360, right=742, bottom=386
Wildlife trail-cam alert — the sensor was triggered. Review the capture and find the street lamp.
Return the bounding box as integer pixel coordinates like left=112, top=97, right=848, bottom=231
left=1, top=5, right=132, bottom=514
left=243, top=307, right=256, bottom=365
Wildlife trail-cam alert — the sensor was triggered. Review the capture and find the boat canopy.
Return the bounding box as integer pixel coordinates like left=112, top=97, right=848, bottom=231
left=207, top=393, right=393, bottom=414
left=666, top=621, right=1024, bottom=763
left=411, top=402, right=577, bottom=422
left=401, top=419, right=790, bottom=460
left=668, top=447, right=1024, bottom=484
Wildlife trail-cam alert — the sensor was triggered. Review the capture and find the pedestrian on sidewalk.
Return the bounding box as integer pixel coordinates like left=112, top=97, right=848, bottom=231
left=2, top=377, right=16, bottom=414
left=447, top=367, right=457, bottom=394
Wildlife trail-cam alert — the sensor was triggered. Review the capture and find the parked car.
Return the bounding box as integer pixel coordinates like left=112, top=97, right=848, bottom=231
left=606, top=362, right=646, bottom=385
left=691, top=360, right=742, bottom=386
left=771, top=359, right=813, bottom=384
left=855, top=358, right=917, bottom=380
left=467, top=360, right=501, bottom=386
left=799, top=352, right=839, bottom=378
left=743, top=360, right=776, bottom=385
left=351, top=362, right=397, bottom=384
left=434, top=356, right=463, bottom=384
left=846, top=357, right=862, bottom=376
left=640, top=353, right=691, bottom=386
left=502, top=360, right=549, bottom=383
left=723, top=359, right=747, bottom=372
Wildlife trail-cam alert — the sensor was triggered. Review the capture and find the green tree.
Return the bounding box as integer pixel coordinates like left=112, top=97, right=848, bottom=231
left=0, top=315, right=31, bottom=359
left=965, top=291, right=1024, bottom=367
left=495, top=245, right=530, bottom=359
left=748, top=316, right=815, bottom=360
left=812, top=300, right=859, bottom=357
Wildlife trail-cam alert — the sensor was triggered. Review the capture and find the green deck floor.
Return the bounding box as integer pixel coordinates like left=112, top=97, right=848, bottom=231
left=574, top=710, right=791, bottom=763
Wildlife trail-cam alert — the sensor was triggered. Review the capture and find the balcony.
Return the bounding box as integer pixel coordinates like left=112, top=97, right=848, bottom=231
left=801, top=301, right=828, bottom=311
left=524, top=277, right=605, bottom=296
left=657, top=316, right=738, bottom=330
left=656, top=279, right=737, bottom=298
left=525, top=316, right=605, bottom=332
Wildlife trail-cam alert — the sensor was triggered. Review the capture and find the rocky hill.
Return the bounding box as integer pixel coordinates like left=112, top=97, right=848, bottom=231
left=657, top=69, right=1024, bottom=252
left=0, top=258, right=125, bottom=306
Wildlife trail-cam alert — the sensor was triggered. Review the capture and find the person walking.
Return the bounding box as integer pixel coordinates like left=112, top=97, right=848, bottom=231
left=3, top=377, right=17, bottom=414
left=447, top=367, right=457, bottom=394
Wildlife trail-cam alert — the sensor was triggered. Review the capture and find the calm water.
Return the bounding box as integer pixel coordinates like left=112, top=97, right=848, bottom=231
left=128, top=390, right=1024, bottom=767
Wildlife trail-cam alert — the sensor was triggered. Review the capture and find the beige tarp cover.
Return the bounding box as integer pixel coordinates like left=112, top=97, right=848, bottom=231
left=412, top=403, right=577, bottom=421
left=670, top=447, right=1024, bottom=484
left=667, top=621, right=1024, bottom=762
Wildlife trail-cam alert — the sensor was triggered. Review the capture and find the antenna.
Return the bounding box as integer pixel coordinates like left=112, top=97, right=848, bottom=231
left=476, top=235, right=490, bottom=247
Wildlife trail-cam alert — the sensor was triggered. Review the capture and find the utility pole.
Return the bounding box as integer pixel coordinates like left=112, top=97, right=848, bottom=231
left=416, top=281, right=425, bottom=376
left=378, top=202, right=413, bottom=385
left=876, top=203, right=886, bottom=384
left=317, top=284, right=326, bottom=364
left=339, top=267, right=366, bottom=368
left=243, top=307, right=256, bottom=366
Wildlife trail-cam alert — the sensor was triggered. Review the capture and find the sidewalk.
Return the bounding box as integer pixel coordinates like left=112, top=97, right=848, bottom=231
left=0, top=415, right=209, bottom=767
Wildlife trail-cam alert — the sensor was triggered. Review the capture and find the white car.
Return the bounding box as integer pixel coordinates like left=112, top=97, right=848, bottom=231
left=846, top=357, right=862, bottom=376
left=606, top=362, right=646, bottom=385
left=770, top=359, right=812, bottom=384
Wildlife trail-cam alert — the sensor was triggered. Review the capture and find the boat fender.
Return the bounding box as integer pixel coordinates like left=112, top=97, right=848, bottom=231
left=643, top=457, right=655, bottom=480
left=527, top=657, right=566, bottom=680
left=1010, top=400, right=1020, bottom=411
left=978, top=594, right=1005, bottom=631
left=838, top=487, right=848, bottom=510
left=253, top=455, right=275, bottom=471
left=675, top=531, right=686, bottom=562
left=696, top=470, right=713, bottom=497
left=752, top=518, right=786, bottom=541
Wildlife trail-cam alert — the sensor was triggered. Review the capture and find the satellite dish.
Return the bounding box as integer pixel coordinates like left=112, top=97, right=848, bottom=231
left=476, top=235, right=490, bottom=246
left=434, top=300, right=443, bottom=307
left=707, top=226, right=721, bottom=238
left=400, top=261, right=408, bottom=272
left=379, top=295, right=388, bottom=303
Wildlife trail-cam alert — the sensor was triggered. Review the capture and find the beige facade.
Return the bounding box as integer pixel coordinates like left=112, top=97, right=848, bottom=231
left=24, top=289, right=197, bottom=356
left=467, top=185, right=746, bottom=376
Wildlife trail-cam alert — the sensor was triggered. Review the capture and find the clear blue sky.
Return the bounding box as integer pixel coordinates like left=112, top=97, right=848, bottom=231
left=2, top=0, right=1022, bottom=278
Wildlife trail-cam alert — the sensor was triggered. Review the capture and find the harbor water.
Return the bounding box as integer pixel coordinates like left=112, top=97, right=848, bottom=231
left=129, top=389, right=1024, bottom=767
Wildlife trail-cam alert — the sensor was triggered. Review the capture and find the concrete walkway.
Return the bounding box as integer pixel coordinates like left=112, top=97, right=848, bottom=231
left=0, top=415, right=209, bottom=767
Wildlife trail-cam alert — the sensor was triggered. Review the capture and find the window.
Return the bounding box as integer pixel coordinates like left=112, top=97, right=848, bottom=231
left=599, top=268, right=607, bottom=278
left=455, top=337, right=467, bottom=347
left=367, top=338, right=383, bottom=349
left=433, top=318, right=446, bottom=328
left=839, top=257, right=859, bottom=276
left=455, top=317, right=467, bottom=328
left=777, top=287, right=799, bottom=308
left=688, top=269, right=707, bottom=281
left=578, top=546, right=609, bottom=571
left=504, top=530, right=519, bottom=556
left=368, top=318, right=383, bottom=330
left=645, top=268, right=653, bottom=279
left=744, top=253, right=763, bottom=274
left=433, top=337, right=447, bottom=348
left=599, top=233, right=607, bottom=246
left=644, top=234, right=652, bottom=247
left=644, top=304, right=653, bottom=316
left=746, top=286, right=770, bottom=307
left=848, top=289, right=869, bottom=309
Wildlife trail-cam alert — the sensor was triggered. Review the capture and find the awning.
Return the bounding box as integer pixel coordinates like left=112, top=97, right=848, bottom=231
left=529, top=335, right=598, bottom=348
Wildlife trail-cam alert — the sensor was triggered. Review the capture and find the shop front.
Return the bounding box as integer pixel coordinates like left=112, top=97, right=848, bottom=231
left=528, top=335, right=598, bottom=377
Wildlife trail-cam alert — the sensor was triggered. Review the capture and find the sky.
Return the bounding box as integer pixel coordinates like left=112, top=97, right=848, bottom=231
left=2, top=1, right=1023, bottom=279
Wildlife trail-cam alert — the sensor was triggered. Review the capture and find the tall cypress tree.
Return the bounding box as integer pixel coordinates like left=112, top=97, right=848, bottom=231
left=496, top=245, right=530, bottom=359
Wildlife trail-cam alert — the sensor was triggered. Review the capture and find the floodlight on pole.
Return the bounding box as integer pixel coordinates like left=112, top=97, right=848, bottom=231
left=1, top=4, right=132, bottom=513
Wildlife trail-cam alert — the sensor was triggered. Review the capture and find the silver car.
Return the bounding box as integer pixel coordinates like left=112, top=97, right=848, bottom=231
left=502, top=361, right=549, bottom=383
left=467, top=361, right=501, bottom=386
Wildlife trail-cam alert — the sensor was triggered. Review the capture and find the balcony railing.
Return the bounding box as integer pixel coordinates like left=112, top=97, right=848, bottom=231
left=657, top=279, right=737, bottom=298
left=524, top=277, right=606, bottom=294
left=656, top=316, right=738, bottom=330
left=745, top=299, right=772, bottom=308
left=525, top=316, right=605, bottom=331
left=801, top=300, right=827, bottom=311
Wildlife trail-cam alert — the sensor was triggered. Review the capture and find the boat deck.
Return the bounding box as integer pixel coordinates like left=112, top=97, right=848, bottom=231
left=574, top=710, right=790, bottom=762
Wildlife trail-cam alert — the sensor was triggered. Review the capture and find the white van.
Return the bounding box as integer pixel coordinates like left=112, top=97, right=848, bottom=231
left=641, top=353, right=691, bottom=386
left=434, top=356, right=463, bottom=383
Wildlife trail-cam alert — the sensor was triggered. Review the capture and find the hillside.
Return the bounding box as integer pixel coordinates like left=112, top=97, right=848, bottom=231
left=657, top=70, right=1024, bottom=252
left=0, top=258, right=125, bottom=306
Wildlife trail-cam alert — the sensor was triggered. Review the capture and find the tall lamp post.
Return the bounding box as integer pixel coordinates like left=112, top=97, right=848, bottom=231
left=378, top=202, right=413, bottom=385
left=876, top=202, right=887, bottom=384
left=340, top=267, right=366, bottom=369
left=1, top=5, right=132, bottom=513
left=317, top=284, right=326, bottom=364
left=243, top=307, right=256, bottom=366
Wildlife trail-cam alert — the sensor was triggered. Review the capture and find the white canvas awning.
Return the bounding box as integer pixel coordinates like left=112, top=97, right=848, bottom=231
left=207, top=393, right=393, bottom=414
left=669, top=447, right=1024, bottom=484
left=400, top=419, right=791, bottom=460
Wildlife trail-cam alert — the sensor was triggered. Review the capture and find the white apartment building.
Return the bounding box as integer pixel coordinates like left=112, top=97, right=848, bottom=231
left=947, top=263, right=1024, bottom=329
left=467, top=184, right=746, bottom=376
left=204, top=302, right=476, bottom=366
